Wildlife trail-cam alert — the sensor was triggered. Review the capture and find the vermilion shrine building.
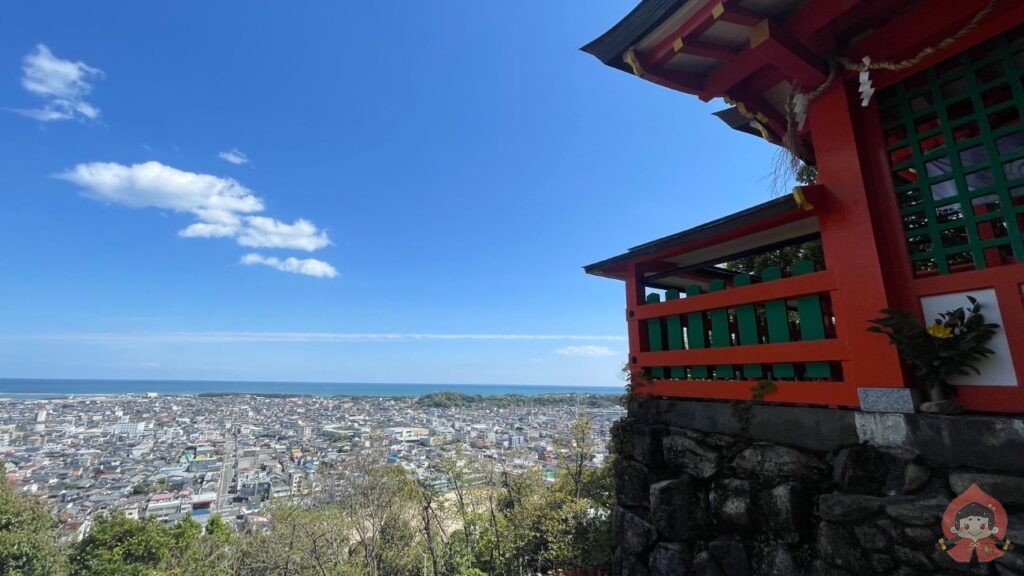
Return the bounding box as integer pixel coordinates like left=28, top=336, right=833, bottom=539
left=584, top=0, right=1024, bottom=413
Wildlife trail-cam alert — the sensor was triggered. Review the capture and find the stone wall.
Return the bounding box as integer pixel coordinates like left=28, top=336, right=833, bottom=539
left=612, top=398, right=1024, bottom=575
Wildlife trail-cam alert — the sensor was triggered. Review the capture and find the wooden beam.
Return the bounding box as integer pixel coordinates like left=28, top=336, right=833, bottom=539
left=717, top=4, right=763, bottom=27
left=847, top=0, right=993, bottom=64
left=640, top=379, right=861, bottom=407
left=863, top=1, right=1024, bottom=90
left=743, top=68, right=788, bottom=96
left=674, top=39, right=740, bottom=62
left=636, top=339, right=848, bottom=366
left=700, top=49, right=766, bottom=101
left=632, top=270, right=836, bottom=320
left=644, top=0, right=745, bottom=67
left=786, top=0, right=864, bottom=39
left=701, top=15, right=829, bottom=100
left=750, top=19, right=827, bottom=88
left=624, top=49, right=706, bottom=94
left=647, top=68, right=707, bottom=95
left=628, top=209, right=820, bottom=267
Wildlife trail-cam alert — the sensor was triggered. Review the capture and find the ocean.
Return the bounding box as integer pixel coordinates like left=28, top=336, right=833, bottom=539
left=0, top=378, right=623, bottom=399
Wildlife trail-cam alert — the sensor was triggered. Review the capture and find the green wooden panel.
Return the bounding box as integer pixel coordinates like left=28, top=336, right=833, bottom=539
left=685, top=285, right=708, bottom=380
left=792, top=260, right=832, bottom=379
left=646, top=293, right=664, bottom=379
left=664, top=289, right=685, bottom=379
left=707, top=280, right=734, bottom=380
left=761, top=267, right=795, bottom=379
left=882, top=31, right=1024, bottom=273
left=732, top=274, right=763, bottom=379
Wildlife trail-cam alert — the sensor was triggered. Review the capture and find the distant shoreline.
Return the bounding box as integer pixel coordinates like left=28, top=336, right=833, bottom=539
left=0, top=378, right=623, bottom=399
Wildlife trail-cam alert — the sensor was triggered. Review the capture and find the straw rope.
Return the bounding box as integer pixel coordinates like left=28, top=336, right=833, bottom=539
left=771, top=0, right=1001, bottom=189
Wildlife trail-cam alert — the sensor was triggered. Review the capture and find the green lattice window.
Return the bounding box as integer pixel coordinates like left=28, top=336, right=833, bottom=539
left=879, top=26, right=1024, bottom=277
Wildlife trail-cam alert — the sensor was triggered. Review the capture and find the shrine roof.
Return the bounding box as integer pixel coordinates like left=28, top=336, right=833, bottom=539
left=584, top=193, right=819, bottom=288
left=582, top=0, right=803, bottom=77
left=582, top=0, right=1022, bottom=147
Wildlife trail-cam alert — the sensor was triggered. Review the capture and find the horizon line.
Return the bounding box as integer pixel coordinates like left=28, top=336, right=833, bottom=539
left=0, top=376, right=624, bottom=388
left=7, top=331, right=627, bottom=344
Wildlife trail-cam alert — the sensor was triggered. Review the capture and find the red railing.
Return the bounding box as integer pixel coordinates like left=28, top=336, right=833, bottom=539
left=626, top=260, right=863, bottom=407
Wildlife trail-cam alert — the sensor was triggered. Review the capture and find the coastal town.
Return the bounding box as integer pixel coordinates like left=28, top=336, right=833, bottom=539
left=0, top=392, right=622, bottom=542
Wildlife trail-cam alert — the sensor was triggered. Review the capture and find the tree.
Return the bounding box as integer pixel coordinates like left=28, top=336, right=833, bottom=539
left=555, top=413, right=596, bottom=500
left=168, top=515, right=201, bottom=550
left=70, top=512, right=171, bottom=575
left=164, top=514, right=235, bottom=576
left=726, top=241, right=824, bottom=275
left=204, top=515, right=232, bottom=545
left=233, top=504, right=352, bottom=576
left=415, top=480, right=446, bottom=576
left=0, top=480, right=68, bottom=576
left=332, top=458, right=420, bottom=576
left=439, top=450, right=475, bottom=549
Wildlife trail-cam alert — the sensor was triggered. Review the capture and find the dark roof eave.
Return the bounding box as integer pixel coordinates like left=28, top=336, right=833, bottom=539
left=713, top=107, right=768, bottom=139
left=583, top=194, right=800, bottom=276
left=580, top=0, right=693, bottom=73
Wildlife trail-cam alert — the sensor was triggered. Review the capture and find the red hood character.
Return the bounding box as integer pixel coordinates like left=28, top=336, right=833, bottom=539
left=940, top=484, right=1010, bottom=564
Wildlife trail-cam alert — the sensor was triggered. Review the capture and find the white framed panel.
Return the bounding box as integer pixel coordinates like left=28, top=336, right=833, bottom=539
left=920, top=289, right=1017, bottom=387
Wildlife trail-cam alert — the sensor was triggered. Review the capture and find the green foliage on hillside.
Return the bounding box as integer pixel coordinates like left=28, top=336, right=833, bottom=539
left=68, top=512, right=235, bottom=576
left=0, top=479, right=68, bottom=576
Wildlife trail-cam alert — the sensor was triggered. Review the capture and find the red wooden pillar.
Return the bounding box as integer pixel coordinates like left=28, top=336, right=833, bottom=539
left=625, top=263, right=650, bottom=397
left=809, top=79, right=907, bottom=390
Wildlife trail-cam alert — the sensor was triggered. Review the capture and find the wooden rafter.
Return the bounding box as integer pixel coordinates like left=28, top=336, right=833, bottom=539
left=786, top=0, right=864, bottom=40
left=742, top=68, right=788, bottom=98
left=673, top=39, right=740, bottom=62
left=715, top=4, right=763, bottom=27
left=700, top=16, right=827, bottom=101
left=700, top=50, right=766, bottom=101
left=645, top=0, right=761, bottom=68
left=623, top=49, right=706, bottom=94
left=750, top=19, right=827, bottom=88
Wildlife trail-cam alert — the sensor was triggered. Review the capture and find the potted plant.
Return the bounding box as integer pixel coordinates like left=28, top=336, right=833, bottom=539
left=868, top=296, right=999, bottom=413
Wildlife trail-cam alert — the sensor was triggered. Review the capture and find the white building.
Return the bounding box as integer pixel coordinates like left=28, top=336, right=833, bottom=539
left=113, top=421, right=146, bottom=437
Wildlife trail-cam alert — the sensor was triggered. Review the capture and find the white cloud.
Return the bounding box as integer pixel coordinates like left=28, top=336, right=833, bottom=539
left=218, top=149, right=249, bottom=165
left=241, top=253, right=338, bottom=279
left=56, top=161, right=336, bottom=271
left=15, top=44, right=103, bottom=122
left=238, top=217, right=330, bottom=251
left=179, top=222, right=238, bottom=239
left=555, top=345, right=619, bottom=358
left=18, top=332, right=626, bottom=343
left=58, top=161, right=262, bottom=216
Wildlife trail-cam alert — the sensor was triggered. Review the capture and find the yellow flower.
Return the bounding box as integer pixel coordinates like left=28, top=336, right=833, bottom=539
left=927, top=323, right=954, bottom=339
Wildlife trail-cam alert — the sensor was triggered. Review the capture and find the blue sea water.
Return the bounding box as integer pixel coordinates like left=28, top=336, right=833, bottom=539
left=0, top=378, right=623, bottom=398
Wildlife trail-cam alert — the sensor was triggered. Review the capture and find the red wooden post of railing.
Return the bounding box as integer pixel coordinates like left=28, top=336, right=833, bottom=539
left=625, top=262, right=650, bottom=397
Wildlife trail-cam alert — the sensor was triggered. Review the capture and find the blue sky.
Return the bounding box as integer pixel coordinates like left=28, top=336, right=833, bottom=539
left=0, top=2, right=781, bottom=387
